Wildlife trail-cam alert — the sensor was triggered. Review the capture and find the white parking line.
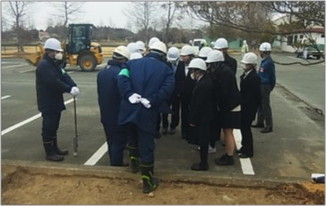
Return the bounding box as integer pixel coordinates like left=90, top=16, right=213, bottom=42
left=233, top=129, right=255, bottom=175
left=20, top=69, right=35, bottom=73
left=84, top=142, right=108, bottom=165
left=1, top=95, right=11, bottom=100
left=2, top=64, right=28, bottom=69
left=1, top=98, right=75, bottom=136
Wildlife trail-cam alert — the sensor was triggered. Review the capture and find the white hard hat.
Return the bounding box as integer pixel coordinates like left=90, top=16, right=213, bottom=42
left=206, top=50, right=225, bottom=63
left=148, top=37, right=160, bottom=47
left=243, top=40, right=247, bottom=44
left=130, top=52, right=143, bottom=60
left=189, top=58, right=207, bottom=71
left=167, top=47, right=180, bottom=61
left=198, top=47, right=212, bottom=58
left=180, top=45, right=195, bottom=56
left=44, top=38, right=63, bottom=52
left=149, top=41, right=167, bottom=54
left=241, top=52, right=258, bottom=65
left=127, top=42, right=138, bottom=53
left=214, top=38, right=228, bottom=49
left=113, top=45, right=130, bottom=60
left=259, top=42, right=272, bottom=51
left=135, top=41, right=145, bottom=53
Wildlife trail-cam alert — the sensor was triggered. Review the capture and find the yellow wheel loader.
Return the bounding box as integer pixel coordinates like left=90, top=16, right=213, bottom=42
left=24, top=24, right=103, bottom=71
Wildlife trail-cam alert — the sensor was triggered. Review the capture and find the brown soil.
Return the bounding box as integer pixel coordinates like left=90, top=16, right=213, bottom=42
left=1, top=164, right=324, bottom=205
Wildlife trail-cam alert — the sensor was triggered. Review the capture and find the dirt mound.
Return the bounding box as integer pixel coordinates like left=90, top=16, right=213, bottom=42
left=1, top=163, right=324, bottom=205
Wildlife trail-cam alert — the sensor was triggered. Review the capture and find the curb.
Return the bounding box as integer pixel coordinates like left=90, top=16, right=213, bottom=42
left=2, top=159, right=309, bottom=189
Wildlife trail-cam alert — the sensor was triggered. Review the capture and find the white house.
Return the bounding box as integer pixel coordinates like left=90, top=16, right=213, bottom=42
left=272, top=14, right=325, bottom=53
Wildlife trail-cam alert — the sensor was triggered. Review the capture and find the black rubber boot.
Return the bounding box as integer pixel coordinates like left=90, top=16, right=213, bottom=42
left=128, top=146, right=139, bottom=173
left=54, top=137, right=69, bottom=155
left=140, top=163, right=159, bottom=193
left=43, top=140, right=64, bottom=161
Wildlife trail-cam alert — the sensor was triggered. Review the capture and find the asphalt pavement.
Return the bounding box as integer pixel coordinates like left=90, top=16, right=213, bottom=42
left=1, top=54, right=325, bottom=184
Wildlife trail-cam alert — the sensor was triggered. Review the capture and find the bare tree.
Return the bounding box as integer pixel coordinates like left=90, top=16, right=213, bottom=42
left=160, top=1, right=186, bottom=43
left=187, top=2, right=275, bottom=35
left=7, top=1, right=32, bottom=52
left=54, top=1, right=84, bottom=39
left=124, top=2, right=157, bottom=42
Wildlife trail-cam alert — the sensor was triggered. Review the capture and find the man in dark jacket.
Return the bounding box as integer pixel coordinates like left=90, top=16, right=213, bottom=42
left=117, top=41, right=174, bottom=193
left=238, top=52, right=261, bottom=158
left=36, top=38, right=79, bottom=161
left=252, top=42, right=276, bottom=133
left=174, top=45, right=196, bottom=139
left=97, top=46, right=130, bottom=166
left=214, top=38, right=237, bottom=76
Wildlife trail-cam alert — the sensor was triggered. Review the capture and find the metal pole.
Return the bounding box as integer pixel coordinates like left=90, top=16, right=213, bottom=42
left=73, top=97, right=78, bottom=156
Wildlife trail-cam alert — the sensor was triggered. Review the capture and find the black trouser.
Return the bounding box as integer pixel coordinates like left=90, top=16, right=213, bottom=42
left=170, top=95, right=181, bottom=129
left=156, top=113, right=169, bottom=132
left=240, top=116, right=254, bottom=156
left=257, top=84, right=273, bottom=129
left=181, top=99, right=190, bottom=138
left=41, top=112, right=61, bottom=141
left=199, top=145, right=208, bottom=165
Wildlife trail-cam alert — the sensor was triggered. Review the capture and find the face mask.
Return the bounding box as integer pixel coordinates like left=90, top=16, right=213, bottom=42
left=55, top=52, right=63, bottom=60
left=190, top=73, right=196, bottom=80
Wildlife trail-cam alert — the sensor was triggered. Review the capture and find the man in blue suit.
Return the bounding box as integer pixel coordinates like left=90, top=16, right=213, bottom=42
left=117, top=41, right=174, bottom=193
left=97, top=46, right=130, bottom=166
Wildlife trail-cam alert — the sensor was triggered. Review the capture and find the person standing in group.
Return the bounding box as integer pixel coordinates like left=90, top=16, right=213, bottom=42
left=241, top=40, right=249, bottom=58
left=237, top=52, right=261, bottom=158
left=36, top=38, right=80, bottom=161
left=252, top=42, right=275, bottom=133
left=97, top=46, right=130, bottom=166
left=176, top=45, right=196, bottom=139
left=214, top=38, right=238, bottom=76
left=117, top=41, right=174, bottom=193
left=157, top=46, right=180, bottom=135
left=206, top=50, right=241, bottom=166
left=187, top=58, right=215, bottom=171
left=197, top=46, right=212, bottom=61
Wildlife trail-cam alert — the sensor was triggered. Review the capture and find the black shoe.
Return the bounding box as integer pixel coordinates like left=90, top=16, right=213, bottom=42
left=215, top=154, right=234, bottom=166
left=191, top=163, right=209, bottom=171
left=251, top=124, right=264, bottom=128
left=260, top=128, right=273, bottom=133
left=236, top=148, right=243, bottom=154
left=169, top=128, right=176, bottom=135
left=238, top=153, right=253, bottom=158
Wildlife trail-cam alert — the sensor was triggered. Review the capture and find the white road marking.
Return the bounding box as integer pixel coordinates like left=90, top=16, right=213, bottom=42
left=19, top=69, right=35, bottom=73
left=84, top=142, right=108, bottom=165
left=2, top=64, right=28, bottom=69
left=1, top=98, right=74, bottom=136
left=67, top=71, right=74, bottom=74
left=233, top=129, right=255, bottom=175
left=1, top=95, right=11, bottom=100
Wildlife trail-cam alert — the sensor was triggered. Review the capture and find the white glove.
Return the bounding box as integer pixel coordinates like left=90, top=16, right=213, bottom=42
left=140, top=98, right=151, bottom=109
left=128, top=93, right=142, bottom=104
left=70, top=86, right=80, bottom=97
